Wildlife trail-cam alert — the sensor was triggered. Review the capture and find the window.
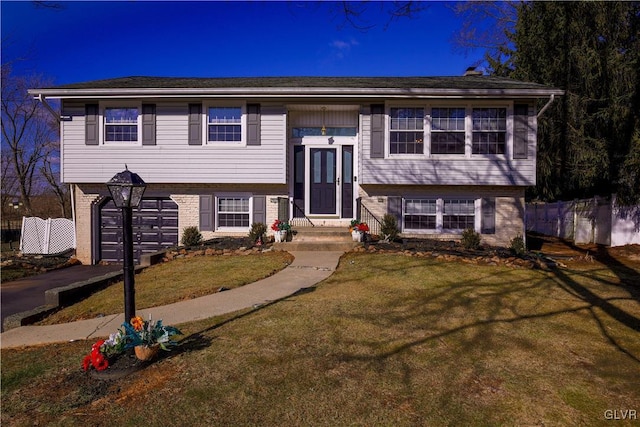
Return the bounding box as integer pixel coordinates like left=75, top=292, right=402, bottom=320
left=217, top=196, right=250, bottom=228
left=431, top=108, right=465, bottom=154
left=390, top=107, right=424, bottom=154
left=208, top=106, right=242, bottom=142
left=104, top=107, right=139, bottom=142
left=443, top=199, right=475, bottom=230
left=404, top=199, right=437, bottom=230
left=472, top=108, right=506, bottom=154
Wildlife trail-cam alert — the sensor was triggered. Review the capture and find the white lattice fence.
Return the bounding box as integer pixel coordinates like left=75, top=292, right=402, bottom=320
left=20, top=217, right=76, bottom=255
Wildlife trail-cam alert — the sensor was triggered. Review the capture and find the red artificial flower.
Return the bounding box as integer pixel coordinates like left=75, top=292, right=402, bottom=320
left=82, top=355, right=92, bottom=371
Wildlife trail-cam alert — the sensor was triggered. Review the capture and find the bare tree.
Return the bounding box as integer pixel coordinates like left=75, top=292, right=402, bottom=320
left=41, top=140, right=69, bottom=217
left=1, top=66, right=58, bottom=216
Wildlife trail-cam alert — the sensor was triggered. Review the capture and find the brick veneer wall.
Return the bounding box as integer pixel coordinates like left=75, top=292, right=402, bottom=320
left=73, top=184, right=288, bottom=264
left=357, top=185, right=525, bottom=247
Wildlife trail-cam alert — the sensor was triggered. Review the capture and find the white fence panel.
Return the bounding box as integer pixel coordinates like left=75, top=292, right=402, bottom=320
left=20, top=217, right=76, bottom=255
left=526, top=195, right=640, bottom=247
left=611, top=202, right=640, bottom=246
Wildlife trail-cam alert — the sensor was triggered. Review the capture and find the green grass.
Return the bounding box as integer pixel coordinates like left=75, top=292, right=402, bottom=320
left=3, top=252, right=639, bottom=426
left=38, top=251, right=293, bottom=324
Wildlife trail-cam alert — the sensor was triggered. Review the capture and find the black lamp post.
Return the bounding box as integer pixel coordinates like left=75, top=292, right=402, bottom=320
left=106, top=167, right=147, bottom=325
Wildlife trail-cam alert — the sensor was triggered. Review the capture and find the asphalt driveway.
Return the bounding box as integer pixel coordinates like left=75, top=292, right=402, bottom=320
left=1, top=264, right=122, bottom=331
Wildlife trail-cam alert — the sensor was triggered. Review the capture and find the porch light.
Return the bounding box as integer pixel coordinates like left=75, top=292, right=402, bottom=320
left=106, top=166, right=147, bottom=325
left=106, top=166, right=147, bottom=208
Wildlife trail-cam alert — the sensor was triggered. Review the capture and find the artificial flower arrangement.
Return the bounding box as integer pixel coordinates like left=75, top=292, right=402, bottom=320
left=349, top=220, right=369, bottom=233
left=82, top=316, right=182, bottom=371
left=271, top=219, right=291, bottom=232
left=124, top=315, right=182, bottom=350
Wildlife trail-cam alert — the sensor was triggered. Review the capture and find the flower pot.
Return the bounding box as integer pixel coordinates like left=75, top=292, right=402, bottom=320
left=134, top=344, right=160, bottom=361
left=274, top=229, right=287, bottom=243
left=351, top=230, right=362, bottom=242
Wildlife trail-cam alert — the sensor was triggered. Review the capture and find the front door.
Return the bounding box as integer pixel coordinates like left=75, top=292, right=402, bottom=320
left=310, top=148, right=337, bottom=214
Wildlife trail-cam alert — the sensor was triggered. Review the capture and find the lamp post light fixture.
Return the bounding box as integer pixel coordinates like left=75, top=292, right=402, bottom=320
left=106, top=166, right=147, bottom=325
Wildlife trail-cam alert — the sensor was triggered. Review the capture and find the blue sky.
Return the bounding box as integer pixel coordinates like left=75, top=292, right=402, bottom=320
left=2, top=1, right=484, bottom=86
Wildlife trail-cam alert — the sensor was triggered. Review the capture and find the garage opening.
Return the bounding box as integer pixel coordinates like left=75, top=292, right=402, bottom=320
left=98, top=197, right=178, bottom=263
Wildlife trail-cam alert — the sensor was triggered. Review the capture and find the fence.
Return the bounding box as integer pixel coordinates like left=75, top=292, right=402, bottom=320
left=526, top=195, right=640, bottom=247
left=20, top=217, right=76, bottom=255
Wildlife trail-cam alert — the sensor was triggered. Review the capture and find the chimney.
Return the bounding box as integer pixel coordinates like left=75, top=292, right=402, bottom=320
left=464, top=66, right=483, bottom=77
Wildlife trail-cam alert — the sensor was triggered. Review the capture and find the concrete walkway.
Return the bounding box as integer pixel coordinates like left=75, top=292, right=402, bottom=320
left=0, top=251, right=343, bottom=349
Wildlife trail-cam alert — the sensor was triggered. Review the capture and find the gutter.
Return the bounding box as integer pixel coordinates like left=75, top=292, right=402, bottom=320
left=537, top=94, right=556, bottom=118
left=36, top=94, right=63, bottom=122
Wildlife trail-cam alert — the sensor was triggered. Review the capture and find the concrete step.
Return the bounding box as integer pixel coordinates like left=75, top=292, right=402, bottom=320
left=273, top=241, right=360, bottom=252
left=290, top=227, right=353, bottom=242
left=273, top=226, right=361, bottom=251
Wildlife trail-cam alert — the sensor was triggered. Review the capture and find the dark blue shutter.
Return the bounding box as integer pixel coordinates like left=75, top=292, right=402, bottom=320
left=370, top=104, right=385, bottom=158
left=513, top=104, right=529, bottom=159
left=85, top=104, right=99, bottom=145
left=481, top=198, right=496, bottom=234
left=247, top=104, right=261, bottom=146
left=388, top=196, right=403, bottom=227
left=200, top=195, right=214, bottom=231
left=142, top=104, right=156, bottom=146
left=188, top=104, right=202, bottom=145
left=253, top=196, right=266, bottom=224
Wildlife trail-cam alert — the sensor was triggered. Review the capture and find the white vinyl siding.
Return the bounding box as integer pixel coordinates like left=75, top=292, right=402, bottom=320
left=60, top=101, right=286, bottom=184
left=360, top=103, right=537, bottom=186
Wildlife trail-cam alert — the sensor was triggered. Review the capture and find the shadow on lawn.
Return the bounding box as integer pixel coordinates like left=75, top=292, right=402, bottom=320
left=338, top=252, right=640, bottom=365
left=176, top=286, right=317, bottom=355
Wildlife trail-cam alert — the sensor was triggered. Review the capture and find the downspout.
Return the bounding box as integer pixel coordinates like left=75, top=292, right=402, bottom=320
left=536, top=94, right=555, bottom=118
left=37, top=94, right=62, bottom=122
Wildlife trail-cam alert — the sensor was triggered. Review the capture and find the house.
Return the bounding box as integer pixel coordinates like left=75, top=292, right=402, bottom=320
left=30, top=75, right=563, bottom=264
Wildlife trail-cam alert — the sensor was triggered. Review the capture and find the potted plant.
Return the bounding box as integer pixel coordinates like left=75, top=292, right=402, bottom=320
left=271, top=219, right=291, bottom=242
left=123, top=316, right=182, bottom=361
left=349, top=220, right=369, bottom=242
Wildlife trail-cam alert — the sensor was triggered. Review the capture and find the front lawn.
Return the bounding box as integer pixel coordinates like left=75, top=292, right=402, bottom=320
left=37, top=251, right=294, bottom=324
left=3, top=252, right=639, bottom=426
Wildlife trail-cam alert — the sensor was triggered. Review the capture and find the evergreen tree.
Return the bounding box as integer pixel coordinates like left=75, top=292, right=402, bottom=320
left=509, top=1, right=640, bottom=204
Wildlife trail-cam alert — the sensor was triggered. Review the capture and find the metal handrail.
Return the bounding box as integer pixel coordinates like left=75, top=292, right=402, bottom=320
left=359, top=202, right=382, bottom=236
left=291, top=201, right=315, bottom=227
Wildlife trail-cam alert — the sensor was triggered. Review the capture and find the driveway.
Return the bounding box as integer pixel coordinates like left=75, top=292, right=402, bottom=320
left=1, top=264, right=122, bottom=331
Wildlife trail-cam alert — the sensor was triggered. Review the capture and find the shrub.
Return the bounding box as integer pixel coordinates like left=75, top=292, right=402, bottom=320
left=380, top=214, right=399, bottom=242
left=510, top=234, right=526, bottom=256
left=181, top=226, right=202, bottom=247
left=461, top=228, right=481, bottom=250
left=249, top=222, right=267, bottom=244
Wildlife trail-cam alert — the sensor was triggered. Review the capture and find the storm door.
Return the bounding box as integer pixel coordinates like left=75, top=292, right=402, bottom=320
left=310, top=148, right=337, bottom=215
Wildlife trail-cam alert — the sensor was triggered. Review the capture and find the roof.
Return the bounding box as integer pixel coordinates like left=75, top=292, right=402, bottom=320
left=29, top=75, right=564, bottom=99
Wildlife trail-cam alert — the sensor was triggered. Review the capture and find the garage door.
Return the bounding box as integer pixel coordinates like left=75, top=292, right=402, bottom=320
left=100, top=198, right=178, bottom=263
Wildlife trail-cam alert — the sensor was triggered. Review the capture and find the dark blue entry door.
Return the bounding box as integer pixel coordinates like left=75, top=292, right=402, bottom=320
left=310, top=148, right=337, bottom=214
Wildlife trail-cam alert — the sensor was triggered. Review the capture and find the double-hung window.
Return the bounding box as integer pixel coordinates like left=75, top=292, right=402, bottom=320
left=472, top=108, right=507, bottom=154
left=430, top=107, right=466, bottom=154
left=442, top=199, right=475, bottom=230
left=404, top=199, right=437, bottom=230
left=403, top=198, right=476, bottom=233
left=217, top=196, right=250, bottom=228
left=390, top=107, right=424, bottom=154
left=208, top=106, right=243, bottom=143
left=104, top=107, right=139, bottom=143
